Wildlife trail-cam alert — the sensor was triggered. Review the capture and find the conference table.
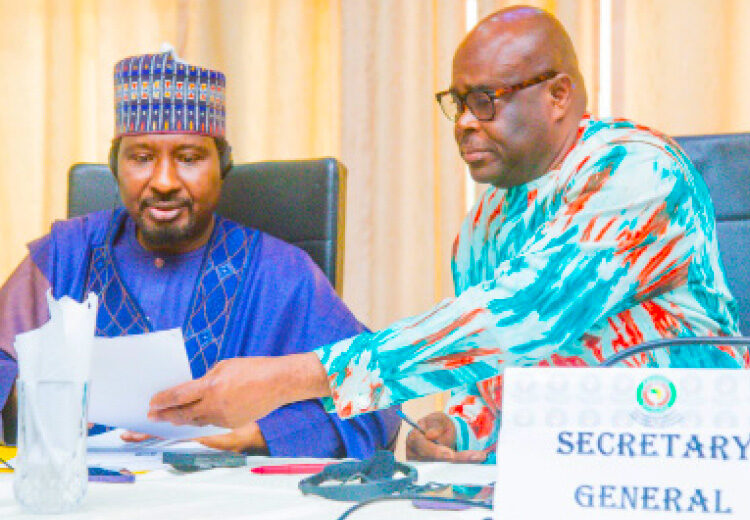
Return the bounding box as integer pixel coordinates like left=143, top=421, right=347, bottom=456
left=0, top=456, right=496, bottom=519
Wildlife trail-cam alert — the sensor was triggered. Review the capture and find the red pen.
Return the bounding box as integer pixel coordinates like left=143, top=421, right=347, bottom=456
left=250, top=463, right=333, bottom=475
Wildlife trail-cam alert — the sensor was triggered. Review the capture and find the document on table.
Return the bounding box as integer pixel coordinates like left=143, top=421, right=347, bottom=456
left=88, top=328, right=229, bottom=440
left=87, top=429, right=220, bottom=472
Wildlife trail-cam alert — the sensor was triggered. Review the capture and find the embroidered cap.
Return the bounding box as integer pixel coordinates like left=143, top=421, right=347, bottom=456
left=114, top=48, right=226, bottom=138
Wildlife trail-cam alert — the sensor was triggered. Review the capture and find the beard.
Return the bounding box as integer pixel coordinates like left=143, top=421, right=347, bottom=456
left=135, top=197, right=197, bottom=248
left=137, top=217, right=196, bottom=246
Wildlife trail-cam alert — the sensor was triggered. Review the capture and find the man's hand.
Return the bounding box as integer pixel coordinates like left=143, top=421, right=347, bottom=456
left=147, top=353, right=330, bottom=429
left=120, top=423, right=267, bottom=454
left=405, top=412, right=487, bottom=463
left=194, top=421, right=268, bottom=453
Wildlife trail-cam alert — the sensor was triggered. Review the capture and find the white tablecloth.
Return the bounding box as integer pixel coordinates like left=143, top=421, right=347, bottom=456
left=0, top=457, right=496, bottom=519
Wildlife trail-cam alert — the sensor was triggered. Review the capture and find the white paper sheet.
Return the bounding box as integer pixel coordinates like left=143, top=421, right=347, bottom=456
left=86, top=429, right=222, bottom=472
left=88, top=329, right=229, bottom=440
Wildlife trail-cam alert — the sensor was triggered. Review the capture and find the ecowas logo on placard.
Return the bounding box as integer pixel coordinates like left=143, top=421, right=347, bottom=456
left=637, top=375, right=676, bottom=413
left=631, top=375, right=682, bottom=427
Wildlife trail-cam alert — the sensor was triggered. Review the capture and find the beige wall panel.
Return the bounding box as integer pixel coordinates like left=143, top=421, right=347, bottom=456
left=0, top=0, right=48, bottom=279
left=340, top=2, right=466, bottom=452
left=478, top=0, right=559, bottom=20
left=181, top=0, right=340, bottom=161
left=434, top=0, right=472, bottom=302
left=615, top=0, right=750, bottom=134
left=555, top=0, right=598, bottom=114
left=340, top=0, right=466, bottom=329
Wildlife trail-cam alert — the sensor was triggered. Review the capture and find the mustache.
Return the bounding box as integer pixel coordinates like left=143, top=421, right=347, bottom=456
left=139, top=197, right=192, bottom=212
left=459, top=136, right=491, bottom=151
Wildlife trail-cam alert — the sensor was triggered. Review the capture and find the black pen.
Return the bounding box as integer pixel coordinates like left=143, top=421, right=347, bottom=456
left=396, top=409, right=429, bottom=436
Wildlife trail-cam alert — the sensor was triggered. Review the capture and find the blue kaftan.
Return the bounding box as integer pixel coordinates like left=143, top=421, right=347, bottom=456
left=0, top=210, right=399, bottom=457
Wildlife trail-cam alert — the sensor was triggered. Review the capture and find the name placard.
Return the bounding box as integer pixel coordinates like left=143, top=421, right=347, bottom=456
left=494, top=367, right=750, bottom=519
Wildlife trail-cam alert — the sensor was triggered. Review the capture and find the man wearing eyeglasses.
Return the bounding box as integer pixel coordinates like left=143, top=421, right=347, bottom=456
left=145, top=6, right=746, bottom=462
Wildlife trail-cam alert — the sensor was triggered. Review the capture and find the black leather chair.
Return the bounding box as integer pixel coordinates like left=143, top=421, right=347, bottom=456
left=67, top=158, right=347, bottom=294
left=674, top=134, right=750, bottom=335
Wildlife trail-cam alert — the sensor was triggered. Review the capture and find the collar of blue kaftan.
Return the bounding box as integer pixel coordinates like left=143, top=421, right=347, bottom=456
left=111, top=217, right=207, bottom=331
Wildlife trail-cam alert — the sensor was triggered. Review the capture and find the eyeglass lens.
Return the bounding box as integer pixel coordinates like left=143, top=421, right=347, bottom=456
left=439, top=91, right=495, bottom=122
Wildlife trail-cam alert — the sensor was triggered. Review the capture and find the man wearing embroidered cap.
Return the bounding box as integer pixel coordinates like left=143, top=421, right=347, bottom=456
left=0, top=49, right=400, bottom=457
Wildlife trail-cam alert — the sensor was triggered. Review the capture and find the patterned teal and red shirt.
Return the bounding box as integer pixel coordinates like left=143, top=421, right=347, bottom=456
left=315, top=115, right=747, bottom=455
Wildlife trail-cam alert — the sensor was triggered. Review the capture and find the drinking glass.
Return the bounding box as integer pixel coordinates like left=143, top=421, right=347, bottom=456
left=13, top=380, right=89, bottom=514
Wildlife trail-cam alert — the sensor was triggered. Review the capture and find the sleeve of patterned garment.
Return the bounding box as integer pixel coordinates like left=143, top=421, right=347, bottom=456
left=314, top=140, right=743, bottom=418
left=445, top=380, right=501, bottom=455
left=0, top=250, right=52, bottom=426
left=247, top=239, right=401, bottom=458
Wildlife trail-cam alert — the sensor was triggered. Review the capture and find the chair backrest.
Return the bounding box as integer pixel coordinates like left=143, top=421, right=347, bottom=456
left=67, top=158, right=347, bottom=294
left=674, top=133, right=750, bottom=335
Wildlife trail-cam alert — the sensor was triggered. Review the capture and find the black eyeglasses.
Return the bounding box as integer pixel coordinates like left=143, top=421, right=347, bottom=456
left=435, top=70, right=558, bottom=122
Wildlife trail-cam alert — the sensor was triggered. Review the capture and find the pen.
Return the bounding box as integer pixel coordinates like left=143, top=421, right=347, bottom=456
left=250, top=463, right=334, bottom=475
left=396, top=409, right=429, bottom=436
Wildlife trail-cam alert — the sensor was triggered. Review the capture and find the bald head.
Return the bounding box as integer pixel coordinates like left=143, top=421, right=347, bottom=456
left=457, top=6, right=586, bottom=112
left=448, top=6, right=587, bottom=187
